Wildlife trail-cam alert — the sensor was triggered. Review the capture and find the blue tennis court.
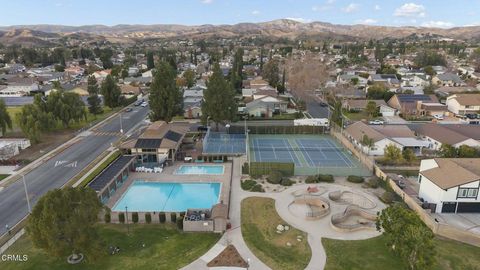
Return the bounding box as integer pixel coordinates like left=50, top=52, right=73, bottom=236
left=248, top=134, right=370, bottom=176
left=203, top=132, right=246, bottom=155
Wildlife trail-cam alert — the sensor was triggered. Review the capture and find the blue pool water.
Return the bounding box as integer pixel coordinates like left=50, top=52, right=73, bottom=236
left=112, top=181, right=221, bottom=212
left=175, top=165, right=224, bottom=175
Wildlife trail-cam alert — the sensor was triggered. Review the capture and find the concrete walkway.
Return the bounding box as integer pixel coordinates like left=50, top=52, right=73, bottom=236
left=184, top=161, right=386, bottom=270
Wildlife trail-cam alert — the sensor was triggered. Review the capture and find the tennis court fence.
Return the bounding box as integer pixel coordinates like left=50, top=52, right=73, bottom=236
left=229, top=125, right=327, bottom=135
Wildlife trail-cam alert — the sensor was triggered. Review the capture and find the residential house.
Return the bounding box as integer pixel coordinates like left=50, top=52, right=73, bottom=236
left=342, top=99, right=395, bottom=116
left=0, top=78, right=39, bottom=97
left=119, top=84, right=141, bottom=96
left=435, top=86, right=479, bottom=98
left=128, top=67, right=139, bottom=76
left=248, top=78, right=269, bottom=90
left=387, top=94, right=439, bottom=116
left=337, top=74, right=368, bottom=88
left=418, top=158, right=480, bottom=213
left=432, top=66, right=447, bottom=75
left=183, top=87, right=204, bottom=119
left=368, top=74, right=400, bottom=89
left=245, top=96, right=288, bottom=118
left=344, top=121, right=428, bottom=156
left=446, top=94, right=480, bottom=115
left=417, top=102, right=448, bottom=117
left=413, top=124, right=480, bottom=151
left=120, top=121, right=190, bottom=164
left=432, top=73, right=466, bottom=87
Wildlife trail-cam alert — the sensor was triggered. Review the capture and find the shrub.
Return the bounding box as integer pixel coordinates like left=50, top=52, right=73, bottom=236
left=380, top=191, right=395, bottom=204
left=132, top=212, right=139, bottom=223
left=365, top=178, right=380, bottom=188
left=159, top=212, right=166, bottom=223
left=251, top=184, right=265, bottom=192
left=242, top=163, right=249, bottom=174
left=280, top=178, right=295, bottom=186
left=176, top=216, right=184, bottom=230
left=305, top=175, right=319, bottom=183
left=145, top=213, right=152, bottom=224
left=318, top=174, right=334, bottom=182
left=347, top=175, right=365, bottom=183
left=241, top=179, right=257, bottom=191
left=118, top=212, right=125, bottom=223
left=267, top=170, right=283, bottom=184
left=104, top=212, right=111, bottom=223
left=170, top=213, right=177, bottom=223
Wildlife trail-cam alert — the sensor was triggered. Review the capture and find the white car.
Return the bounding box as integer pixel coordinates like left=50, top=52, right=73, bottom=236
left=140, top=102, right=148, bottom=107
left=433, top=114, right=444, bottom=120
left=369, top=119, right=384, bottom=125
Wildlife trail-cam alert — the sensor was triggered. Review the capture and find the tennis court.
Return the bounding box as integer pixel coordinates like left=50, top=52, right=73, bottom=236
left=249, top=134, right=370, bottom=176
left=202, top=132, right=246, bottom=155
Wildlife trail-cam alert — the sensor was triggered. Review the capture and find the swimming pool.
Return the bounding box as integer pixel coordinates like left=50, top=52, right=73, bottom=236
left=175, top=165, right=224, bottom=175
left=112, top=181, right=221, bottom=212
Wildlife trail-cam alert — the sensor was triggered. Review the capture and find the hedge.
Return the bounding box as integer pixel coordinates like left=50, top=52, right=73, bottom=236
left=249, top=162, right=294, bottom=177
left=104, top=212, right=111, bottom=223
left=159, top=212, right=166, bottom=223
left=170, top=213, right=177, bottom=223
left=145, top=213, right=152, bottom=224
left=305, top=174, right=334, bottom=183
left=118, top=212, right=125, bottom=223
left=132, top=212, right=139, bottom=223
left=347, top=175, right=365, bottom=183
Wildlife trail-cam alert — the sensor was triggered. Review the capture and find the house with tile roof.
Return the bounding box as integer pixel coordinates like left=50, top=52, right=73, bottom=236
left=245, top=96, right=288, bottom=118
left=413, top=124, right=480, bottom=151
left=419, top=158, right=480, bottom=213
left=446, top=94, right=480, bottom=115
left=432, top=73, right=466, bottom=87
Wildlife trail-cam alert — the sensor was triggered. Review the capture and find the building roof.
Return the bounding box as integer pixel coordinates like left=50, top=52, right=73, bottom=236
left=396, top=94, right=438, bottom=103
left=371, top=125, right=416, bottom=138
left=414, top=124, right=470, bottom=145
left=421, top=158, right=480, bottom=189
left=448, top=94, right=480, bottom=106
left=88, top=155, right=135, bottom=192
left=135, top=138, right=162, bottom=149
left=345, top=99, right=387, bottom=109
left=436, top=73, right=463, bottom=84
left=135, top=121, right=189, bottom=149
left=442, top=125, right=480, bottom=141
left=344, top=121, right=385, bottom=143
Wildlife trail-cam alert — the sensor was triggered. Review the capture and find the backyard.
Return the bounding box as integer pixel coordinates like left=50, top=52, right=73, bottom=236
left=323, top=235, right=480, bottom=270
left=2, top=224, right=220, bottom=270
left=241, top=197, right=311, bottom=270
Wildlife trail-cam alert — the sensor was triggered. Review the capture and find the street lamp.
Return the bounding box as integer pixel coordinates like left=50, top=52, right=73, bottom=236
left=22, top=175, right=31, bottom=213
left=247, top=258, right=251, bottom=270
left=225, top=124, right=230, bottom=134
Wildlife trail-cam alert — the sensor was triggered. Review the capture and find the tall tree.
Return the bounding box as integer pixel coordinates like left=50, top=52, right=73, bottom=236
left=230, top=48, right=244, bottom=91
left=147, top=51, right=155, bottom=70
left=262, top=59, right=280, bottom=88
left=149, top=61, right=182, bottom=122
left=87, top=76, right=103, bottom=115
left=26, top=188, right=104, bottom=261
left=101, top=75, right=121, bottom=108
left=277, top=68, right=286, bottom=94
left=183, top=69, right=196, bottom=88
left=16, top=104, right=54, bottom=143
left=439, top=144, right=457, bottom=158
left=366, top=101, right=378, bottom=117
left=46, top=91, right=87, bottom=127
left=377, top=204, right=436, bottom=270
left=202, top=63, right=237, bottom=130
left=0, top=99, right=12, bottom=135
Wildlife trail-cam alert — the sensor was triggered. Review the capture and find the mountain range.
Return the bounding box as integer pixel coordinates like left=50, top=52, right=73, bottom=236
left=1, top=19, right=479, bottom=46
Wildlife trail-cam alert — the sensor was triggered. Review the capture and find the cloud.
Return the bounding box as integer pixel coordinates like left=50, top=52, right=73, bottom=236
left=421, top=21, right=454, bottom=28
left=356, top=19, right=378, bottom=25
left=285, top=17, right=312, bottom=23
left=326, top=0, right=336, bottom=4
left=394, top=3, right=426, bottom=18
left=342, top=3, right=359, bottom=13
left=251, top=10, right=260, bottom=15
left=201, top=0, right=213, bottom=4
left=374, top=5, right=381, bottom=11
left=312, top=5, right=331, bottom=12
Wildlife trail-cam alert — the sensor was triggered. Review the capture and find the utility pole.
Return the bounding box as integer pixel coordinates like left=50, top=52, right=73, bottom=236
left=120, top=112, right=124, bottom=134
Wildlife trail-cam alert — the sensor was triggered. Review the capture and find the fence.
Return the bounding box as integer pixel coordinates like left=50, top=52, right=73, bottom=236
left=332, top=123, right=480, bottom=247
left=249, top=162, right=295, bottom=176
left=229, top=125, right=327, bottom=135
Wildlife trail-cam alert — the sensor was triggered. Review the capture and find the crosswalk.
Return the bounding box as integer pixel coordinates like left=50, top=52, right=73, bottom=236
left=92, top=131, right=122, bottom=136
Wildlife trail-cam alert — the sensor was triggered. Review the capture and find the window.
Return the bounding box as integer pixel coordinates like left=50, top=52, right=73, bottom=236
left=458, top=188, right=478, bottom=198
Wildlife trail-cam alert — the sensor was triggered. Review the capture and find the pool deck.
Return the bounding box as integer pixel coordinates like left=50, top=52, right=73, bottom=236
left=106, top=162, right=232, bottom=212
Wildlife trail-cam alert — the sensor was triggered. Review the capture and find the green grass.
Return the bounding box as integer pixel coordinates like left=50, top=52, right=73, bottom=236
left=0, top=174, right=10, bottom=182
left=241, top=197, right=311, bottom=270
left=323, top=236, right=480, bottom=270
left=2, top=224, right=220, bottom=270
left=6, top=106, right=23, bottom=130
left=80, top=150, right=121, bottom=187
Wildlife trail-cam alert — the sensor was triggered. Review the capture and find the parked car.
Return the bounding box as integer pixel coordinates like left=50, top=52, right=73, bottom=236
left=134, top=100, right=142, bottom=106
left=319, top=102, right=328, bottom=107
left=368, top=119, right=384, bottom=125
left=433, top=114, right=444, bottom=120
left=141, top=102, right=148, bottom=107
left=125, top=107, right=133, bottom=112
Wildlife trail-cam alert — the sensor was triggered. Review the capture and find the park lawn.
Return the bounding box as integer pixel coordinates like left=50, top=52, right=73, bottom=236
left=241, top=197, right=311, bottom=270
left=2, top=224, right=220, bottom=270
left=323, top=235, right=480, bottom=270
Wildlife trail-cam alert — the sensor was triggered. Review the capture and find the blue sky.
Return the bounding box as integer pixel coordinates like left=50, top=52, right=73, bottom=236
left=1, top=0, right=479, bottom=28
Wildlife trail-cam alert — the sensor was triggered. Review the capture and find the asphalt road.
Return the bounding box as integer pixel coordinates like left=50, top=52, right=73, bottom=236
left=0, top=105, right=150, bottom=235
left=306, top=100, right=330, bottom=119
